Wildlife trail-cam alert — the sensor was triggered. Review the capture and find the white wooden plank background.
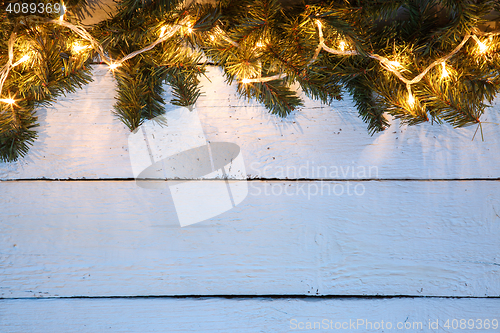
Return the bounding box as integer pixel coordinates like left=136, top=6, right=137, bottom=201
left=1, top=65, right=499, bottom=180
left=1, top=180, right=499, bottom=298
left=1, top=52, right=499, bottom=330
left=1, top=298, right=499, bottom=333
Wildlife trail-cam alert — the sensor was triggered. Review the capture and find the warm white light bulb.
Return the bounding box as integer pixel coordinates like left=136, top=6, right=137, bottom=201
left=18, top=55, right=30, bottom=64
left=256, top=41, right=264, bottom=48
left=408, top=91, right=415, bottom=106
left=406, top=83, right=415, bottom=107
left=109, top=63, right=120, bottom=70
left=242, top=78, right=251, bottom=84
left=477, top=40, right=488, bottom=54
left=339, top=41, right=346, bottom=52
left=316, top=20, right=322, bottom=28
left=160, top=26, right=167, bottom=37
left=0, top=98, right=16, bottom=105
left=387, top=60, right=401, bottom=70
left=441, top=62, right=449, bottom=79
left=72, top=43, right=88, bottom=53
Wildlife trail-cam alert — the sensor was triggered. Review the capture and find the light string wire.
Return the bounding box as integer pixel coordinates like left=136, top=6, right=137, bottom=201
left=0, top=16, right=191, bottom=103
left=213, top=26, right=239, bottom=47
left=244, top=19, right=499, bottom=107
left=53, top=16, right=190, bottom=65
left=0, top=32, right=24, bottom=123
left=0, top=32, right=21, bottom=103
left=0, top=15, right=499, bottom=105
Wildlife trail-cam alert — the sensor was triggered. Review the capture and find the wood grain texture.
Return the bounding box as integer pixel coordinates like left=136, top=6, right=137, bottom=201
left=1, top=297, right=499, bottom=332
left=0, top=65, right=499, bottom=180
left=1, top=180, right=499, bottom=298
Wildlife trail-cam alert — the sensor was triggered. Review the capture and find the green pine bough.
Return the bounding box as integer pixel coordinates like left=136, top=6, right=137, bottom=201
left=1, top=0, right=499, bottom=162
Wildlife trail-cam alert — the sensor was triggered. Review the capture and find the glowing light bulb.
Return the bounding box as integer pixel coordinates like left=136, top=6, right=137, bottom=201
left=72, top=42, right=89, bottom=53
left=316, top=20, right=322, bottom=28
left=477, top=40, right=488, bottom=54
left=12, top=54, right=30, bottom=67
left=19, top=55, right=30, bottom=63
left=441, top=62, right=449, bottom=79
left=408, top=93, right=415, bottom=106
left=210, top=34, right=215, bottom=41
left=256, top=41, right=264, bottom=48
left=406, top=84, right=415, bottom=107
left=0, top=98, right=16, bottom=105
left=387, top=60, right=401, bottom=70
left=339, top=41, right=346, bottom=52
left=109, top=63, right=120, bottom=70
left=159, top=26, right=167, bottom=37
left=242, top=78, right=251, bottom=84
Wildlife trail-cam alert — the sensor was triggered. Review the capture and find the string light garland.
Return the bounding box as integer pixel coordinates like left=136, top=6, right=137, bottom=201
left=0, top=16, right=192, bottom=104
left=0, top=12, right=498, bottom=108
left=239, top=19, right=499, bottom=108
left=52, top=17, right=189, bottom=68
left=0, top=32, right=31, bottom=108
left=0, top=14, right=498, bottom=119
left=1, top=0, right=499, bottom=163
left=0, top=12, right=200, bottom=108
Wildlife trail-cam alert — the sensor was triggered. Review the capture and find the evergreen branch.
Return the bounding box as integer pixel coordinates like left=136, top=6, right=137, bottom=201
left=166, top=66, right=202, bottom=107
left=421, top=74, right=484, bottom=127
left=1, top=0, right=500, bottom=162
left=238, top=79, right=303, bottom=117
left=0, top=101, right=38, bottom=162
left=345, top=78, right=389, bottom=134
left=297, top=64, right=343, bottom=104
left=113, top=59, right=168, bottom=131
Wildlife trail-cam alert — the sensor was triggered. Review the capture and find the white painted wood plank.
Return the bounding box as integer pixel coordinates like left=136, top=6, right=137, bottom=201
left=0, top=65, right=500, bottom=180
left=1, top=297, right=499, bottom=332
left=1, top=180, right=499, bottom=298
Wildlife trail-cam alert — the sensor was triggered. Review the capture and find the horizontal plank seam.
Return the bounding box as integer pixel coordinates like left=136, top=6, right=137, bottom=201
left=2, top=295, right=500, bottom=301
left=1, top=178, right=500, bottom=182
